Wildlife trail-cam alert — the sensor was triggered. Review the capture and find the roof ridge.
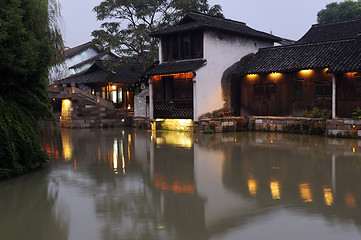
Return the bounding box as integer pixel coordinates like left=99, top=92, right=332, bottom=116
left=188, top=11, right=246, bottom=25
left=311, top=17, right=361, bottom=27
left=259, top=38, right=355, bottom=52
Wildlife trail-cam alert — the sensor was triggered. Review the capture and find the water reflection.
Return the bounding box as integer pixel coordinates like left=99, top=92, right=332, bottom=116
left=3, top=129, right=361, bottom=239
left=0, top=170, right=69, bottom=240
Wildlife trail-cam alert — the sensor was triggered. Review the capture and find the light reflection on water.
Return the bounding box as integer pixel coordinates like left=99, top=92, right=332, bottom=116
left=1, top=129, right=361, bottom=239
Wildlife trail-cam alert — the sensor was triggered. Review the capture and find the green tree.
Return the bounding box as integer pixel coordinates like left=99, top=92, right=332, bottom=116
left=92, top=0, right=223, bottom=66
left=317, top=0, right=361, bottom=24
left=0, top=0, right=62, bottom=177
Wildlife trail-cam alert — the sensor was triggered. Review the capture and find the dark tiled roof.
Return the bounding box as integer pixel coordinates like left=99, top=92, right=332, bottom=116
left=151, top=12, right=280, bottom=42
left=237, top=39, right=361, bottom=75
left=298, top=18, right=361, bottom=44
left=64, top=42, right=99, bottom=59
left=329, top=38, right=361, bottom=73
left=148, top=59, right=207, bottom=75
left=57, top=60, right=143, bottom=85
left=69, top=52, right=118, bottom=69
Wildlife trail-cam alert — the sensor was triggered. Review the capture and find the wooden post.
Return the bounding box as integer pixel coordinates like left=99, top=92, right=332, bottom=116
left=149, top=77, right=154, bottom=119
left=332, top=75, right=336, bottom=119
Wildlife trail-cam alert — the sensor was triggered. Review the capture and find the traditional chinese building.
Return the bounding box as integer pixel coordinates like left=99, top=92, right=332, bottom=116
left=236, top=18, right=361, bottom=118
left=133, top=12, right=281, bottom=122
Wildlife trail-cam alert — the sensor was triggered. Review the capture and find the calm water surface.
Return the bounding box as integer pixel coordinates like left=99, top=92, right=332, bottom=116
left=1, top=128, right=361, bottom=240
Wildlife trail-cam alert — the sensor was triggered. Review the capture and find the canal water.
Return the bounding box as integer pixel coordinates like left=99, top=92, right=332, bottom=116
left=1, top=128, right=361, bottom=240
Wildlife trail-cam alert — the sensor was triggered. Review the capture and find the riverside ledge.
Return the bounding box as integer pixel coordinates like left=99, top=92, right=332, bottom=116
left=133, top=116, right=361, bottom=138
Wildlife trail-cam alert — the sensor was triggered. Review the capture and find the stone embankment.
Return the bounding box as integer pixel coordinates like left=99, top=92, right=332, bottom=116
left=134, top=116, right=361, bottom=138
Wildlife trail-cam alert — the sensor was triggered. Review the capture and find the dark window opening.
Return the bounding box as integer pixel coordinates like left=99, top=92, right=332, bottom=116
left=162, top=31, right=203, bottom=61
left=163, top=76, right=174, bottom=102
left=174, top=78, right=193, bottom=100
left=315, top=81, right=331, bottom=98
left=355, top=77, right=361, bottom=98
left=253, top=83, right=276, bottom=101
left=293, top=80, right=303, bottom=100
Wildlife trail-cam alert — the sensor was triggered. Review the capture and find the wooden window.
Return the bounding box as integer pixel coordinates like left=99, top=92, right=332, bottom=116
left=293, top=80, right=303, bottom=100
left=174, top=78, right=193, bottom=100
left=161, top=31, right=203, bottom=61
left=153, top=79, right=163, bottom=100
left=253, top=83, right=276, bottom=101
left=162, top=36, right=172, bottom=62
left=355, top=77, right=361, bottom=98
left=315, top=81, right=331, bottom=98
left=163, top=76, right=174, bottom=102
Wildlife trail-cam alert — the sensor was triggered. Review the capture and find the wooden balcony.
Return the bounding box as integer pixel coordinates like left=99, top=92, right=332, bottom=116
left=154, top=101, right=193, bottom=119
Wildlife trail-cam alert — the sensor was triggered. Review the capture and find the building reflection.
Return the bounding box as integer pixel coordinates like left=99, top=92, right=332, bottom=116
left=221, top=132, right=361, bottom=229
left=149, top=131, right=208, bottom=240
left=40, top=127, right=361, bottom=239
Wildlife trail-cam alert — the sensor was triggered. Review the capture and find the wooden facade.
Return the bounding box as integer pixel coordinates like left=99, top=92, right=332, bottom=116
left=240, top=70, right=361, bottom=118
left=337, top=72, right=361, bottom=118
left=151, top=73, right=194, bottom=119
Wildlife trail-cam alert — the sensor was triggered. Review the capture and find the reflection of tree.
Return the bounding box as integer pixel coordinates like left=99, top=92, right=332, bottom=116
left=0, top=169, right=69, bottom=240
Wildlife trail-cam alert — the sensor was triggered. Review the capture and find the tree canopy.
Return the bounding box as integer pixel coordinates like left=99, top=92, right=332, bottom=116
left=0, top=0, right=62, bottom=177
left=92, top=0, right=223, bottom=67
left=317, top=0, right=361, bottom=24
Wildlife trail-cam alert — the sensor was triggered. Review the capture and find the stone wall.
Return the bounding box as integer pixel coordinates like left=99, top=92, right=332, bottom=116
left=132, top=115, right=361, bottom=138
left=327, top=119, right=361, bottom=138
left=60, top=96, right=131, bottom=128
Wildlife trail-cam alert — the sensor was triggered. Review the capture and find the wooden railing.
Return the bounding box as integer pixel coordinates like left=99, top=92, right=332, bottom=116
left=154, top=101, right=193, bottom=119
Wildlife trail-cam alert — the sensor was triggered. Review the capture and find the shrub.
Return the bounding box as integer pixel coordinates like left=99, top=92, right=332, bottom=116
left=303, top=107, right=331, bottom=119
left=352, top=107, right=361, bottom=120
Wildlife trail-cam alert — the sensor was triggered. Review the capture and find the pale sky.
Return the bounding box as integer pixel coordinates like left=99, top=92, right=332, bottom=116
left=59, top=0, right=339, bottom=48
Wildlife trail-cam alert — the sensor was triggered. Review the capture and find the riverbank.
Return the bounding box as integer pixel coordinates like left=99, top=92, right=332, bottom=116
left=134, top=116, right=361, bottom=138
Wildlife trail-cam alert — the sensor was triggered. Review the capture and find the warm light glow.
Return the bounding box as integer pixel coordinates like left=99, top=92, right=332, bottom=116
left=151, top=72, right=194, bottom=81
left=269, top=72, right=282, bottom=79
left=247, top=74, right=258, bottom=78
left=61, top=99, right=72, bottom=128
left=300, top=69, right=313, bottom=75
left=345, top=193, right=356, bottom=208
left=72, top=88, right=75, bottom=94
left=299, top=183, right=313, bottom=203
left=61, top=129, right=73, bottom=161
left=162, top=119, right=194, bottom=132
left=270, top=140, right=274, bottom=144
left=154, top=174, right=195, bottom=195
left=156, top=132, right=193, bottom=148
left=346, top=72, right=358, bottom=76
left=353, top=147, right=356, bottom=153
left=270, top=181, right=281, bottom=200
left=113, top=139, right=119, bottom=174
left=111, top=85, right=116, bottom=90
left=248, top=178, right=257, bottom=196
left=122, top=156, right=126, bottom=175
left=324, top=187, right=334, bottom=206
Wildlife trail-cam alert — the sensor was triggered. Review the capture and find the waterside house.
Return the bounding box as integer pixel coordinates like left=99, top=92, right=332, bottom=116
left=236, top=18, right=361, bottom=118
left=132, top=12, right=281, bottom=125
left=50, top=43, right=142, bottom=128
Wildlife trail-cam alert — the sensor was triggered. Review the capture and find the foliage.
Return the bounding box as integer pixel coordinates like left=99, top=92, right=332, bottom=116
left=303, top=107, right=332, bottom=119
left=352, top=107, right=361, bottom=120
left=0, top=98, right=48, bottom=178
left=0, top=0, right=62, bottom=177
left=92, top=0, right=223, bottom=66
left=317, top=0, right=361, bottom=24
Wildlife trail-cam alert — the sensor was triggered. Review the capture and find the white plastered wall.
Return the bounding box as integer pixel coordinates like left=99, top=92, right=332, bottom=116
left=50, top=48, right=99, bottom=82
left=194, top=31, right=273, bottom=120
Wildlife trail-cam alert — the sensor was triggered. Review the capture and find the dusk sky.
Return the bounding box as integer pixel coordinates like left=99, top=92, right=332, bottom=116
left=59, top=0, right=339, bottom=48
